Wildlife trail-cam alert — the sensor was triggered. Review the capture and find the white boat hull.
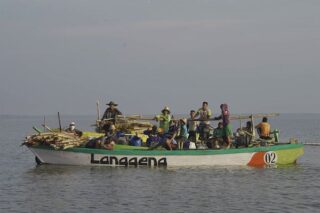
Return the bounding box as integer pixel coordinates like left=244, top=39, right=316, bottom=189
left=29, top=143, right=304, bottom=167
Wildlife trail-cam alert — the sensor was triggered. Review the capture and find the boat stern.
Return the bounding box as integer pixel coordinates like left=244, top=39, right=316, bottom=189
left=247, top=144, right=304, bottom=167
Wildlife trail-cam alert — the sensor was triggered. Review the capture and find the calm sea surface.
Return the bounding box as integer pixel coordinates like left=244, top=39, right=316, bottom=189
left=0, top=114, right=319, bottom=213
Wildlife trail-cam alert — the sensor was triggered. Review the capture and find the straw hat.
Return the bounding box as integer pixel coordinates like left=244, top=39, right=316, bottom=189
left=161, top=106, right=171, bottom=113
left=106, top=101, right=118, bottom=106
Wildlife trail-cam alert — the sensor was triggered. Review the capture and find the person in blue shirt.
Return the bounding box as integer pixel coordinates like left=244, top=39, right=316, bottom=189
left=144, top=125, right=162, bottom=147
left=176, top=118, right=189, bottom=150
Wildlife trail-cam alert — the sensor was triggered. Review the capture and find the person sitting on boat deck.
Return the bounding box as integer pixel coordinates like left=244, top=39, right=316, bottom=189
left=102, top=137, right=116, bottom=150
left=155, top=106, right=171, bottom=133
left=214, top=104, right=232, bottom=149
left=235, top=121, right=253, bottom=148
left=148, top=121, right=179, bottom=150
left=194, top=101, right=212, bottom=141
left=85, top=136, right=115, bottom=150
left=101, top=101, right=122, bottom=124
left=144, top=125, right=162, bottom=147
left=163, top=126, right=178, bottom=151
left=104, top=124, right=119, bottom=142
left=65, top=122, right=83, bottom=137
left=187, top=110, right=199, bottom=142
left=86, top=124, right=118, bottom=149
left=208, top=122, right=224, bottom=149
left=176, top=118, right=189, bottom=150
left=255, top=117, right=271, bottom=140
left=169, top=119, right=179, bottom=134
left=203, top=123, right=213, bottom=142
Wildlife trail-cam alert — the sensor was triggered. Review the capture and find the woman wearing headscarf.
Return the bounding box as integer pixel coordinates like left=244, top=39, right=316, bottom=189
left=215, top=104, right=233, bottom=149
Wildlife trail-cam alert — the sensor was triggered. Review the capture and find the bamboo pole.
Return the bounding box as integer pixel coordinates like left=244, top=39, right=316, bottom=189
left=33, top=126, right=41, bottom=134
left=96, top=101, right=100, bottom=121
left=230, top=113, right=279, bottom=120
left=128, top=117, right=156, bottom=121
left=250, top=114, right=256, bottom=140
left=58, top=112, right=62, bottom=132
left=43, top=116, right=46, bottom=133
left=193, top=113, right=279, bottom=122
left=41, top=124, right=54, bottom=132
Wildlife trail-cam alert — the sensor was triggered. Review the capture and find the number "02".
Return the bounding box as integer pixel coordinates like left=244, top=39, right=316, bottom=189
left=264, top=152, right=277, bottom=165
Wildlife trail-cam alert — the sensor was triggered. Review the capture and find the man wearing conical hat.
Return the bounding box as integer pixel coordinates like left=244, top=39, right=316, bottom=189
left=155, top=106, right=171, bottom=133
left=102, top=101, right=122, bottom=124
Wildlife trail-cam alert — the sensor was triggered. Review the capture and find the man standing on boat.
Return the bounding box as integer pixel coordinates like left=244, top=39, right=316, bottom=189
left=155, top=106, right=172, bottom=133
left=195, top=101, right=212, bottom=141
left=255, top=117, right=271, bottom=140
left=215, top=104, right=232, bottom=149
left=187, top=110, right=199, bottom=142
left=101, top=101, right=122, bottom=124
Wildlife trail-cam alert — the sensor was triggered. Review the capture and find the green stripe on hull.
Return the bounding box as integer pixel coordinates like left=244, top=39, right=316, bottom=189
left=32, top=144, right=304, bottom=156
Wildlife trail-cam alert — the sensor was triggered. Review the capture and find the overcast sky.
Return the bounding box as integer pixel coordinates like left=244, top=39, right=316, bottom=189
left=0, top=0, right=319, bottom=116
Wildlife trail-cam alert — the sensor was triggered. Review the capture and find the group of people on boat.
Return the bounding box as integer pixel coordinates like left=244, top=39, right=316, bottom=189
left=78, top=101, right=274, bottom=151
left=63, top=100, right=275, bottom=151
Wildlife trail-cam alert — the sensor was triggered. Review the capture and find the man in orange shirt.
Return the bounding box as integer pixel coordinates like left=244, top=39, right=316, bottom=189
left=255, top=117, right=271, bottom=139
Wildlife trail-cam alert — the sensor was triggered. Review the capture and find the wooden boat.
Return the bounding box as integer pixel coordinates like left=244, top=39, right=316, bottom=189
left=26, top=112, right=304, bottom=167
left=28, top=143, right=303, bottom=167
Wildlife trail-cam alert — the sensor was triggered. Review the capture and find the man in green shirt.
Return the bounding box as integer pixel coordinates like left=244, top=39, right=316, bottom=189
left=208, top=122, right=223, bottom=149
left=155, top=106, right=172, bottom=133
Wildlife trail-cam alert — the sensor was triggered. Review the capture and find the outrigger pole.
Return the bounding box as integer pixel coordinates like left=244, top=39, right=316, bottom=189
left=229, top=113, right=279, bottom=121
left=175, top=113, right=280, bottom=122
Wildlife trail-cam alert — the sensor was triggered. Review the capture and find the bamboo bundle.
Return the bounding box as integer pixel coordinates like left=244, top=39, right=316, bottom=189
left=116, top=121, right=152, bottom=133
left=23, top=131, right=86, bottom=150
left=94, top=115, right=153, bottom=135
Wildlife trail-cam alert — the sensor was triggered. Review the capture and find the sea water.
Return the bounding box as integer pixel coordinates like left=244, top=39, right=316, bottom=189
left=0, top=114, right=319, bottom=212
